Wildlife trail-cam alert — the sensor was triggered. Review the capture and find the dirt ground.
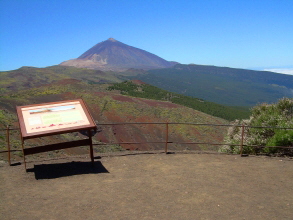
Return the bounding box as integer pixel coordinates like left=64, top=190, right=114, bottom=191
left=1, top=152, right=293, bottom=220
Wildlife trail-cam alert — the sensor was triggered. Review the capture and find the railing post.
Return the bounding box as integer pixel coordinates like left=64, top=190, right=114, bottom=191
left=6, top=125, right=11, bottom=166
left=165, top=122, right=169, bottom=154
left=88, top=129, right=94, bottom=165
left=240, top=124, right=245, bottom=156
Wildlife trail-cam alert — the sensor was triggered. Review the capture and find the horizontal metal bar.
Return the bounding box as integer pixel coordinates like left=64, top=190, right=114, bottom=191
left=253, top=146, right=293, bottom=149
left=1, top=123, right=292, bottom=131
left=2, top=143, right=292, bottom=154
left=93, top=141, right=173, bottom=145
left=96, top=123, right=292, bottom=129
left=93, top=141, right=292, bottom=149
left=174, top=142, right=228, bottom=146
left=0, top=149, right=22, bottom=153
left=95, top=122, right=168, bottom=126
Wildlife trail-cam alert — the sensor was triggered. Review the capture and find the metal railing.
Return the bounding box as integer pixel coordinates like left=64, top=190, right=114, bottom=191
left=1, top=122, right=292, bottom=165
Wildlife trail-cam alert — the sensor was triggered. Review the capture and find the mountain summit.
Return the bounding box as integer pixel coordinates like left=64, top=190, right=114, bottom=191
left=60, top=38, right=176, bottom=71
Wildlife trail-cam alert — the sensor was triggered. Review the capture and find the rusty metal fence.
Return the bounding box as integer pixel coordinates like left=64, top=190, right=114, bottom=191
left=1, top=122, right=293, bottom=165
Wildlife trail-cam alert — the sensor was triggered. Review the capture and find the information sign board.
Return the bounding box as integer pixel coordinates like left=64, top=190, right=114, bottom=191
left=16, top=99, right=97, bottom=170
left=17, top=99, right=96, bottom=139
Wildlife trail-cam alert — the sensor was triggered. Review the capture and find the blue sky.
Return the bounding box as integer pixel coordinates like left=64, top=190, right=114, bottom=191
left=1, top=0, right=293, bottom=74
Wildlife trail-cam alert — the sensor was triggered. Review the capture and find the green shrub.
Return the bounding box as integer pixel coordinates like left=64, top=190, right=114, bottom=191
left=220, top=98, right=293, bottom=156
left=267, top=129, right=293, bottom=147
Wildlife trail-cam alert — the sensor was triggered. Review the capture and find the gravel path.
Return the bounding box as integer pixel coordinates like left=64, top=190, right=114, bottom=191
left=1, top=153, right=293, bottom=220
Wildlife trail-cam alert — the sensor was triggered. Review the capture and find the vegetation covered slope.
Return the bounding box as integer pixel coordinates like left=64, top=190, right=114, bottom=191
left=0, top=78, right=229, bottom=158
left=107, top=81, right=250, bottom=121
left=129, top=64, right=293, bottom=106
left=0, top=65, right=250, bottom=121
left=0, top=65, right=123, bottom=93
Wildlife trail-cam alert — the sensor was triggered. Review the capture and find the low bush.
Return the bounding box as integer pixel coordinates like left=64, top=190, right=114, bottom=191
left=220, top=98, right=293, bottom=156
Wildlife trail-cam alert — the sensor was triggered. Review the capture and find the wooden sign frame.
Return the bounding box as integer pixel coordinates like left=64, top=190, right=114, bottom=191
left=16, top=99, right=97, bottom=171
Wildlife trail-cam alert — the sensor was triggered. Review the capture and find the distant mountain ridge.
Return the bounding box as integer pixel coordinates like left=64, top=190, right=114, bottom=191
left=60, top=38, right=176, bottom=71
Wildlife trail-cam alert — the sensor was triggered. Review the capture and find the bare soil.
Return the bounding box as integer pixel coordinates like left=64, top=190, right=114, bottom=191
left=1, top=152, right=293, bottom=220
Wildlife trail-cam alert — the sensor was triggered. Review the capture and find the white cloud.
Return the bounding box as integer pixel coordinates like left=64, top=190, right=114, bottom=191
left=264, top=68, right=293, bottom=75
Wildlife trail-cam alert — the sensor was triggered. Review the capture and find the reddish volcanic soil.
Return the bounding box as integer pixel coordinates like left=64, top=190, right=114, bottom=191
left=139, top=98, right=179, bottom=108
left=112, top=95, right=136, bottom=102
left=131, top=79, right=146, bottom=85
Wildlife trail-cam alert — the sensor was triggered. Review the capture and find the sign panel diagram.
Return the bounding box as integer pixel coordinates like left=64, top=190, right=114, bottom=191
left=17, top=99, right=96, bottom=139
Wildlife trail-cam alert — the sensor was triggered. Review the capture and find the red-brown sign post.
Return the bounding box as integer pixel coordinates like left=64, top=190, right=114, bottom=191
left=16, top=99, right=97, bottom=171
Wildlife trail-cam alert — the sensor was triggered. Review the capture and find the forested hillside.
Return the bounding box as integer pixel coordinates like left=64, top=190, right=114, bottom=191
left=107, top=81, right=250, bottom=121
left=130, top=64, right=293, bottom=106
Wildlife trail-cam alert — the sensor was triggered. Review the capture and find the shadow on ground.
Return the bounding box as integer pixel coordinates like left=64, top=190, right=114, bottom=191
left=27, top=161, right=109, bottom=180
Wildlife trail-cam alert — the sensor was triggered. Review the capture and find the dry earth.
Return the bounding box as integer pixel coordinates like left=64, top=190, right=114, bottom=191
left=1, top=152, right=293, bottom=220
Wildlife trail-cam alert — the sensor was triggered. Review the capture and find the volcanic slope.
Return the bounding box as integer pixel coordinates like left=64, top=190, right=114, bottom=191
left=0, top=66, right=249, bottom=121
left=0, top=65, right=123, bottom=93
left=0, top=79, right=228, bottom=159
left=60, top=38, right=176, bottom=71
